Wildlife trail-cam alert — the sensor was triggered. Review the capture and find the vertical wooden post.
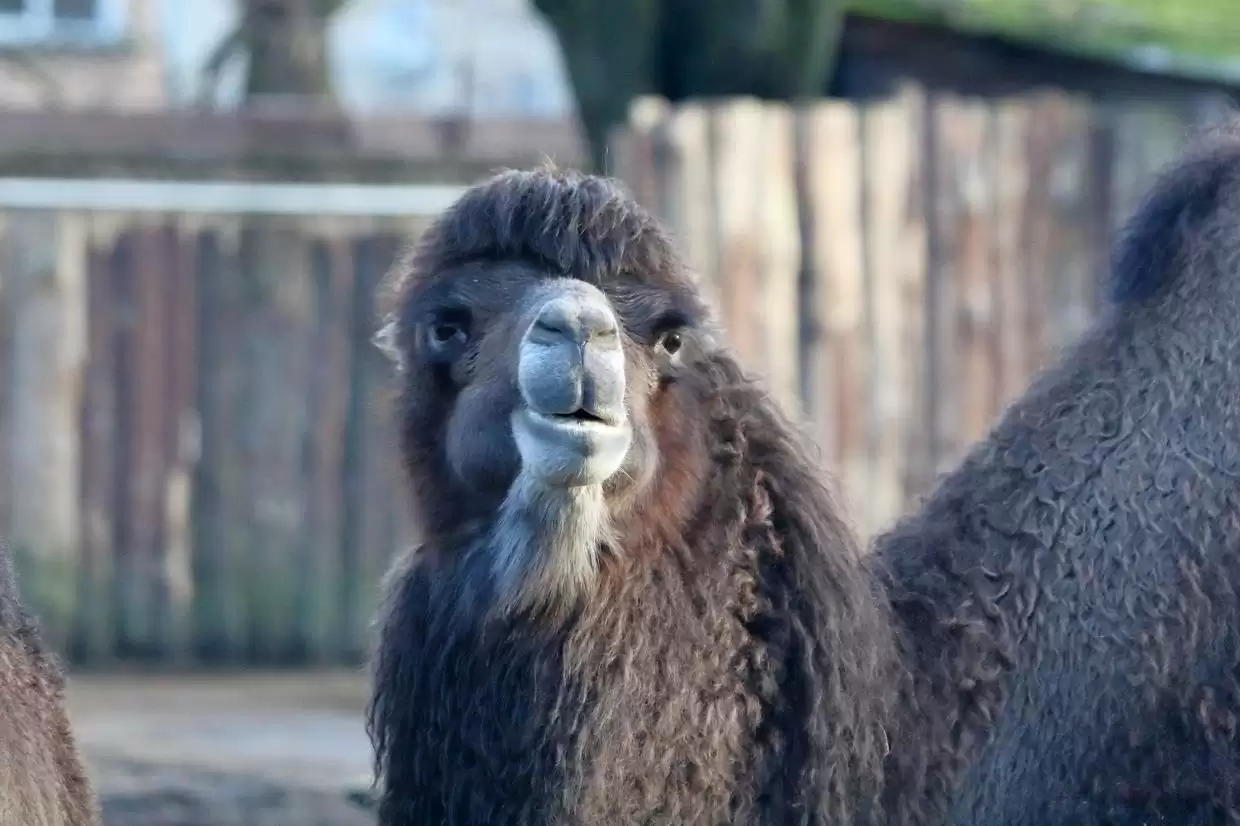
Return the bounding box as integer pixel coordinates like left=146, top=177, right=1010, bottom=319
left=4, top=209, right=87, bottom=655
left=861, top=89, right=927, bottom=534
left=801, top=101, right=868, bottom=529
left=1043, top=97, right=1095, bottom=355
left=192, top=223, right=250, bottom=662
left=993, top=101, right=1034, bottom=406
left=756, top=103, right=803, bottom=419
left=340, top=232, right=403, bottom=661
left=73, top=222, right=119, bottom=664
left=296, top=230, right=355, bottom=662
left=711, top=99, right=768, bottom=374
left=709, top=99, right=802, bottom=414
left=938, top=98, right=1000, bottom=452
left=663, top=104, right=720, bottom=311
left=110, top=225, right=174, bottom=660
left=158, top=220, right=199, bottom=663
left=237, top=217, right=316, bottom=663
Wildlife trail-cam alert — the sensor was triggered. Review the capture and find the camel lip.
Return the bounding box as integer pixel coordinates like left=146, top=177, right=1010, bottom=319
left=511, top=407, right=633, bottom=489
left=518, top=408, right=627, bottom=442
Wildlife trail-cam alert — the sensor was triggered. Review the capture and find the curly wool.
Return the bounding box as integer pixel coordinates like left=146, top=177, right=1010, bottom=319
left=873, top=119, right=1240, bottom=824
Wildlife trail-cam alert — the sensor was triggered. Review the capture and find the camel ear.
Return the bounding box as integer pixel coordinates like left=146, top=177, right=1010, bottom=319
left=373, top=316, right=405, bottom=372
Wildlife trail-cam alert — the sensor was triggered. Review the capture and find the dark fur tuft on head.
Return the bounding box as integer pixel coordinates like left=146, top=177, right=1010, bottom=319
left=1108, top=120, right=1240, bottom=304
left=376, top=164, right=709, bottom=374
left=385, top=164, right=692, bottom=302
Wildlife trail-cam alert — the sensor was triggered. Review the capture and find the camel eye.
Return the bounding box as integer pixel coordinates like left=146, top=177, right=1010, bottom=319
left=656, top=329, right=684, bottom=357
left=432, top=322, right=466, bottom=344
left=424, top=310, right=471, bottom=357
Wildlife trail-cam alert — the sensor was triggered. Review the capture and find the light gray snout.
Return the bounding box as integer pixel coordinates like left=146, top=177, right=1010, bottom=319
left=518, top=282, right=626, bottom=425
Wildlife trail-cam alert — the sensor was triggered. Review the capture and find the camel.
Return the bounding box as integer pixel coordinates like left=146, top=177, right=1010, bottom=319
left=368, top=129, right=1240, bottom=824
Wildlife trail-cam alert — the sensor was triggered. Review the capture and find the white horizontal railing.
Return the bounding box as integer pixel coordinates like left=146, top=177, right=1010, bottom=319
left=0, top=178, right=469, bottom=217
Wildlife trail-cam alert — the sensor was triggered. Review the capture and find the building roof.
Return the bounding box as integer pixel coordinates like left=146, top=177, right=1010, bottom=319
left=852, top=0, right=1240, bottom=85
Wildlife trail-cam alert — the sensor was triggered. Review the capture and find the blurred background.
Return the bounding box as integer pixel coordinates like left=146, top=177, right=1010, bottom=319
left=0, top=0, right=1231, bottom=823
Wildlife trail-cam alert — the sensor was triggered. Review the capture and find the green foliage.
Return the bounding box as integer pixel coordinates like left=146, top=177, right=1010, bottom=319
left=534, top=0, right=848, bottom=169
left=533, top=0, right=662, bottom=170
left=847, top=0, right=1240, bottom=83
left=657, top=0, right=844, bottom=99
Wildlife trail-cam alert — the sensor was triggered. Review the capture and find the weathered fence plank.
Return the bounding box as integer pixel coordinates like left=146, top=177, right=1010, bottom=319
left=756, top=104, right=803, bottom=416
left=339, top=234, right=403, bottom=661
left=993, top=102, right=1033, bottom=407
left=159, top=221, right=198, bottom=662
left=191, top=225, right=251, bottom=662
left=1045, top=98, right=1097, bottom=356
left=863, top=89, right=924, bottom=526
left=298, top=234, right=355, bottom=662
left=238, top=220, right=317, bottom=663
left=112, top=226, right=171, bottom=659
left=942, top=98, right=1000, bottom=451
left=894, top=91, right=931, bottom=506
left=73, top=232, right=118, bottom=663
left=666, top=105, right=719, bottom=309
left=712, top=100, right=770, bottom=375
left=5, top=210, right=86, bottom=654
left=801, top=101, right=869, bottom=527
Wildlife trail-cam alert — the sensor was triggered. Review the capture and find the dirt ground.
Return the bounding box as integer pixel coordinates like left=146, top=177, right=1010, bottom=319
left=66, top=671, right=378, bottom=826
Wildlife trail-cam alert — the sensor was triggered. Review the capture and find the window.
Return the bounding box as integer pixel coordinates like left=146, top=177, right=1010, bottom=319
left=0, top=0, right=126, bottom=46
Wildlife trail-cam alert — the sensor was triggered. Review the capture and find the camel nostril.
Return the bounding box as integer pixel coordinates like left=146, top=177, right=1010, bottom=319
left=590, top=325, right=619, bottom=344
left=528, top=295, right=620, bottom=348
left=531, top=315, right=570, bottom=341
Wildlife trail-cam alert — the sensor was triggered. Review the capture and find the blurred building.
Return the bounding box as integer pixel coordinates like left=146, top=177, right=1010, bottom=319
left=0, top=0, right=574, bottom=116
left=0, top=0, right=164, bottom=109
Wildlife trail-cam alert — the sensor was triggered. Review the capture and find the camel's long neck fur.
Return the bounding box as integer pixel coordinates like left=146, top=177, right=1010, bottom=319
left=368, top=355, right=906, bottom=825
left=687, top=361, right=907, bottom=824
left=487, top=473, right=613, bottom=617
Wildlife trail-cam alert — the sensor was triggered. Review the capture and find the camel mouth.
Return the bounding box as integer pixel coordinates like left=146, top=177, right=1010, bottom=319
left=555, top=406, right=618, bottom=426
left=511, top=407, right=632, bottom=488
left=517, top=407, right=629, bottom=446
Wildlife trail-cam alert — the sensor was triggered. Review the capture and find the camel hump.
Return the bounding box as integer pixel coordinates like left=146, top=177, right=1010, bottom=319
left=1108, top=120, right=1240, bottom=305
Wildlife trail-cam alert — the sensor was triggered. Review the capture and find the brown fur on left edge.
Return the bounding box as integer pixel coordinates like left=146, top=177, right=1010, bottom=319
left=0, top=548, right=99, bottom=826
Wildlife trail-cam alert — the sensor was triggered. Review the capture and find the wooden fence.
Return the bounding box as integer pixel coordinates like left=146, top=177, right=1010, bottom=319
left=0, top=91, right=1218, bottom=667
left=0, top=200, right=436, bottom=666
left=608, top=87, right=1218, bottom=541
left=0, top=104, right=586, bottom=668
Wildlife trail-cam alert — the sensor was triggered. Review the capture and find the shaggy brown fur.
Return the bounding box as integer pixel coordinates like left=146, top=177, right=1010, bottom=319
left=367, top=167, right=893, bottom=825
left=0, top=550, right=99, bottom=826
left=367, top=124, right=1240, bottom=825
left=877, top=120, right=1240, bottom=825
